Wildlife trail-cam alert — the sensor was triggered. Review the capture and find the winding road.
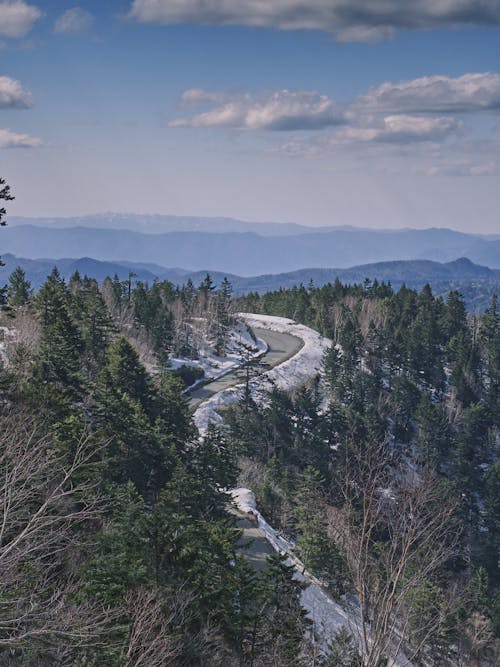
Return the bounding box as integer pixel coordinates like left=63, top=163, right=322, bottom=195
left=187, top=315, right=411, bottom=666
left=187, top=326, right=303, bottom=410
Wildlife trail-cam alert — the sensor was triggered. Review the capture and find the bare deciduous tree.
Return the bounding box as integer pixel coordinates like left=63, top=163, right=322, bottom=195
left=122, top=588, right=186, bottom=667
left=329, top=438, right=462, bottom=666
left=0, top=411, right=112, bottom=656
left=122, top=585, right=229, bottom=667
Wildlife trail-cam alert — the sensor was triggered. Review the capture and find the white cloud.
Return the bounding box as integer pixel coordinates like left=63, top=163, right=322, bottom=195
left=0, top=127, right=42, bottom=148
left=0, top=0, right=41, bottom=38
left=170, top=89, right=345, bottom=131
left=0, top=75, right=32, bottom=108
left=469, top=161, right=497, bottom=175
left=180, top=88, right=224, bottom=106
left=334, top=115, right=461, bottom=144
left=54, top=7, right=93, bottom=34
left=129, top=0, right=500, bottom=41
left=417, top=160, right=497, bottom=177
left=358, top=73, right=500, bottom=113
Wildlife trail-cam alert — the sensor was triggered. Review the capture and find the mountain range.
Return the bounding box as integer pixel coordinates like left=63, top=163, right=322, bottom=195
left=3, top=220, right=500, bottom=275
left=1, top=253, right=498, bottom=311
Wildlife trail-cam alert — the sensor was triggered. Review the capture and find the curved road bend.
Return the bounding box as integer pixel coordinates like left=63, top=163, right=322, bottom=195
left=187, top=326, right=303, bottom=411
left=187, top=324, right=370, bottom=656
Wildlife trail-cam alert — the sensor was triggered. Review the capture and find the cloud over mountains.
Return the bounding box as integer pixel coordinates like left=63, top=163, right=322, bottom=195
left=169, top=72, right=498, bottom=175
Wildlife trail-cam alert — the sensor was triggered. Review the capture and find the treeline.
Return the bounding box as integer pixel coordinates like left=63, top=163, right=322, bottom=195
left=2, top=166, right=500, bottom=667
left=0, top=268, right=318, bottom=666
left=4, top=264, right=237, bottom=363
left=230, top=280, right=500, bottom=664
left=102, top=272, right=234, bottom=363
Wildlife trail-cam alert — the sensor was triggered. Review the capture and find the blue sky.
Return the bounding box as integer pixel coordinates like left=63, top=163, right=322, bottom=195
left=1, top=0, right=500, bottom=231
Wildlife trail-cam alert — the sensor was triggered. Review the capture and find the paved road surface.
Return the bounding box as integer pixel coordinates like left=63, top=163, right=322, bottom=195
left=187, top=326, right=302, bottom=410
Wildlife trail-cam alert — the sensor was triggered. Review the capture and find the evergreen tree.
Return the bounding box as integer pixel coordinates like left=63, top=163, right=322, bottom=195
left=321, top=628, right=362, bottom=667
left=415, top=394, right=452, bottom=469
left=262, top=551, right=309, bottom=662
left=29, top=270, right=84, bottom=416
left=214, top=277, right=233, bottom=356
left=294, top=466, right=347, bottom=594
left=7, top=266, right=32, bottom=306
left=94, top=338, right=173, bottom=494
left=0, top=177, right=13, bottom=269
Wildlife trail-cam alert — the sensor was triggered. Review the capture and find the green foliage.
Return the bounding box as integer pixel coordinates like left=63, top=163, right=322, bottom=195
left=321, top=628, right=362, bottom=667
left=173, top=362, right=205, bottom=388
left=7, top=266, right=32, bottom=306
left=293, top=467, right=348, bottom=594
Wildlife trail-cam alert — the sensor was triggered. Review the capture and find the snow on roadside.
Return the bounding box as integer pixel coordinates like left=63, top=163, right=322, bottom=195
left=168, top=320, right=267, bottom=384
left=231, top=488, right=363, bottom=656
left=231, top=486, right=411, bottom=665
left=193, top=314, right=331, bottom=433
left=202, top=318, right=411, bottom=665
left=240, top=313, right=330, bottom=391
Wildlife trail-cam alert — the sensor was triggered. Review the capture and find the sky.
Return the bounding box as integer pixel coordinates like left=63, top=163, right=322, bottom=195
left=0, top=0, right=500, bottom=232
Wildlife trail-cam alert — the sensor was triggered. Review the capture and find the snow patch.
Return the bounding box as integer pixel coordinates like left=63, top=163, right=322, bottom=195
left=195, top=316, right=410, bottom=664
left=193, top=314, right=331, bottom=433
left=168, top=320, right=267, bottom=386
left=230, top=487, right=257, bottom=515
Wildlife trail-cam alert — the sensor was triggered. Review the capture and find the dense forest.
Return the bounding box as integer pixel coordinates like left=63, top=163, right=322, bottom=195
left=235, top=280, right=500, bottom=664
left=0, top=271, right=316, bottom=665
left=1, top=181, right=500, bottom=665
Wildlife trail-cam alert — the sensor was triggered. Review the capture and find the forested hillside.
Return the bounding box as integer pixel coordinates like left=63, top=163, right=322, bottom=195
left=1, top=182, right=500, bottom=665
left=1, top=265, right=500, bottom=664
left=0, top=270, right=318, bottom=665
left=234, top=280, right=500, bottom=664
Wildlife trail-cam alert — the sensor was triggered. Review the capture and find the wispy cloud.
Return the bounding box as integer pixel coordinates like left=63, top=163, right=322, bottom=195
left=180, top=88, right=224, bottom=106
left=0, top=127, right=42, bottom=148
left=129, top=0, right=500, bottom=42
left=54, top=7, right=93, bottom=34
left=170, top=89, right=346, bottom=131
left=357, top=73, right=500, bottom=113
left=269, top=114, right=462, bottom=159
left=0, top=75, right=32, bottom=108
left=0, top=0, right=41, bottom=38
left=416, top=160, right=497, bottom=177
left=334, top=115, right=462, bottom=144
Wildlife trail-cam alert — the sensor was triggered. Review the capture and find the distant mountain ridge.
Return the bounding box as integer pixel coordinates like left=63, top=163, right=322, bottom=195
left=2, top=223, right=500, bottom=273
left=10, top=214, right=339, bottom=237
left=1, top=254, right=499, bottom=311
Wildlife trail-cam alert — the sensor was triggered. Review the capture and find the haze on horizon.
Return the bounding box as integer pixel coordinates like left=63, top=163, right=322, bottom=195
left=1, top=0, right=500, bottom=233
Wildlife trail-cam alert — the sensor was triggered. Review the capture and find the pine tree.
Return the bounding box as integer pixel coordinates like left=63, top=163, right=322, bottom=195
left=262, top=551, right=309, bottom=662
left=0, top=178, right=14, bottom=267
left=479, top=294, right=500, bottom=417
left=321, top=628, right=362, bottom=667
left=415, top=394, right=452, bottom=469
left=294, top=466, right=347, bottom=594
left=94, top=338, right=172, bottom=494
left=30, top=270, right=84, bottom=415
left=7, top=266, right=32, bottom=307
left=214, top=277, right=233, bottom=356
